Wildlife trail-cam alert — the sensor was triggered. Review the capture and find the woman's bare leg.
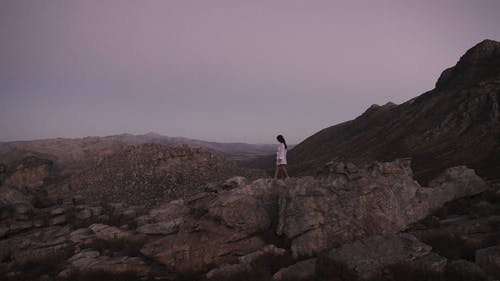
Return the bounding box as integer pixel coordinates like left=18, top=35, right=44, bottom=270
left=274, top=165, right=279, bottom=179
left=282, top=166, right=289, bottom=178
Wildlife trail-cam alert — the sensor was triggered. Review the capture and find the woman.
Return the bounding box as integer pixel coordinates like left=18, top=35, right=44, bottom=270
left=274, top=134, right=289, bottom=179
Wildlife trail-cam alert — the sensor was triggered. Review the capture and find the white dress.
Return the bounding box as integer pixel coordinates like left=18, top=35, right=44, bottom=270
left=276, top=143, right=287, bottom=165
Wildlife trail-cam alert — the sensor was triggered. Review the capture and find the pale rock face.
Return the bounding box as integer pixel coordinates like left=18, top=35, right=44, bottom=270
left=272, top=258, right=317, bottom=281
left=326, top=234, right=433, bottom=280
left=136, top=218, right=184, bottom=235
left=205, top=244, right=287, bottom=280
left=3, top=157, right=52, bottom=189
left=276, top=159, right=488, bottom=257
left=59, top=248, right=151, bottom=279
left=476, top=245, right=500, bottom=278
left=0, top=225, right=72, bottom=265
left=88, top=223, right=135, bottom=241
left=140, top=218, right=266, bottom=273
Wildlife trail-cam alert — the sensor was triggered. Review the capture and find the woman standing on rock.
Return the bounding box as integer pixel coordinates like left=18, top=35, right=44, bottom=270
left=274, top=135, right=289, bottom=179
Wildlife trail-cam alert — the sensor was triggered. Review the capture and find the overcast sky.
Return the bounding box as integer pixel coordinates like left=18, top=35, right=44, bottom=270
left=1, top=0, right=500, bottom=144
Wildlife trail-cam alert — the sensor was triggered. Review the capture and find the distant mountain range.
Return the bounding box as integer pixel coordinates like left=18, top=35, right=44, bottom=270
left=248, top=39, right=500, bottom=184
left=103, top=132, right=277, bottom=162
left=0, top=133, right=276, bottom=172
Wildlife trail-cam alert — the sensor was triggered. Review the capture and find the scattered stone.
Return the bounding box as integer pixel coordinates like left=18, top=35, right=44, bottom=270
left=90, top=206, right=103, bottom=216
left=76, top=208, right=92, bottom=220
left=206, top=244, right=287, bottom=280
left=7, top=226, right=72, bottom=265
left=222, top=176, right=247, bottom=190
left=50, top=207, right=65, bottom=216
left=9, top=221, right=33, bottom=233
left=89, top=223, right=133, bottom=241
left=137, top=218, right=183, bottom=235
left=446, top=259, right=488, bottom=280
left=60, top=249, right=151, bottom=279
left=476, top=245, right=500, bottom=278
left=148, top=200, right=190, bottom=222
left=50, top=215, right=67, bottom=225
left=33, top=218, right=46, bottom=228
left=326, top=234, right=433, bottom=280
left=72, top=195, right=85, bottom=205
left=272, top=258, right=317, bottom=281
left=413, top=252, right=448, bottom=272
left=135, top=215, right=154, bottom=227
left=13, top=202, right=32, bottom=220
left=69, top=228, right=95, bottom=247
left=238, top=244, right=287, bottom=264
left=0, top=226, right=8, bottom=238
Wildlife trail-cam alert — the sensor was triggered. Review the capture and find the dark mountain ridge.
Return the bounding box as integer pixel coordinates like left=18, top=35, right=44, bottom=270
left=250, top=39, right=500, bottom=184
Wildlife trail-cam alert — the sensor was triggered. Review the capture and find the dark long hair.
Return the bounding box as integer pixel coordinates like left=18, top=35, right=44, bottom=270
left=276, top=135, right=287, bottom=149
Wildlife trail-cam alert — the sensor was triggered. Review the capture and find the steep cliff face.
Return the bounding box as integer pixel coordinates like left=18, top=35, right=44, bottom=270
left=278, top=39, right=500, bottom=183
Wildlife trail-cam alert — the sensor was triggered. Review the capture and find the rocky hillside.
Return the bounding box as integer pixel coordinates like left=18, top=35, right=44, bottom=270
left=1, top=159, right=498, bottom=280
left=0, top=137, right=126, bottom=176
left=105, top=132, right=277, bottom=162
left=50, top=143, right=261, bottom=207
left=249, top=39, right=500, bottom=184
left=0, top=133, right=276, bottom=172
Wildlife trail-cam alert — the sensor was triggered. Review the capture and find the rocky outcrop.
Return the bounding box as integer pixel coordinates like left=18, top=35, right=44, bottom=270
left=436, top=39, right=500, bottom=90
left=139, top=178, right=282, bottom=272
left=277, top=159, right=488, bottom=257
left=206, top=244, right=288, bottom=280
left=3, top=156, right=52, bottom=189
left=326, top=233, right=433, bottom=279
left=0, top=225, right=72, bottom=265
left=0, top=157, right=494, bottom=280
left=475, top=245, right=500, bottom=278
left=59, top=249, right=151, bottom=279
left=272, top=258, right=317, bottom=281
left=137, top=159, right=488, bottom=274
left=139, top=182, right=278, bottom=273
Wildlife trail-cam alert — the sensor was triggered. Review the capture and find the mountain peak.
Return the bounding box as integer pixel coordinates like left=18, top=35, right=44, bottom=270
left=435, top=39, right=500, bottom=89
left=143, top=132, right=166, bottom=138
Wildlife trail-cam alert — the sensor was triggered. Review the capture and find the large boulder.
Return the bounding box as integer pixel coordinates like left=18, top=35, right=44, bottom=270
left=3, top=156, right=52, bottom=189
left=0, top=225, right=72, bottom=265
left=272, top=258, right=317, bottom=281
left=59, top=249, right=151, bottom=279
left=140, top=219, right=265, bottom=273
left=326, top=233, right=433, bottom=280
left=206, top=244, right=287, bottom=280
left=140, top=179, right=280, bottom=273
left=277, top=159, right=488, bottom=257
left=476, top=245, right=500, bottom=278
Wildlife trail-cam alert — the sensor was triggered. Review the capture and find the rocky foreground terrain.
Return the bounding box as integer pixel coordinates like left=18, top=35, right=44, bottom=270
left=1, top=156, right=499, bottom=280
left=248, top=39, right=500, bottom=184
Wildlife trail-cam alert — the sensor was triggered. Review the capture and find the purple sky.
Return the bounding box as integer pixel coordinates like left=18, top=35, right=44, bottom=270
left=1, top=1, right=500, bottom=144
